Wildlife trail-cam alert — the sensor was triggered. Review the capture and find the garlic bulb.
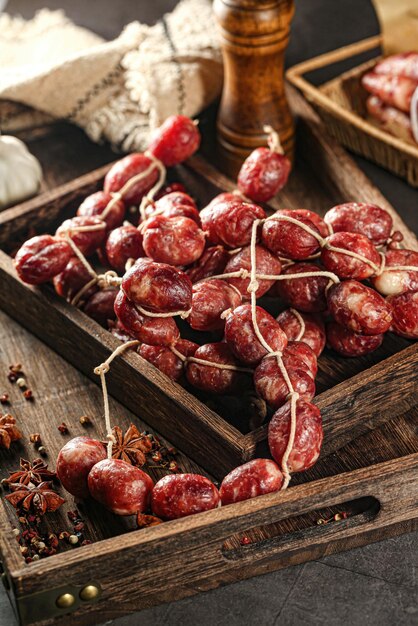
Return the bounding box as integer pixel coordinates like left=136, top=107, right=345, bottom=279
left=0, top=136, right=43, bottom=209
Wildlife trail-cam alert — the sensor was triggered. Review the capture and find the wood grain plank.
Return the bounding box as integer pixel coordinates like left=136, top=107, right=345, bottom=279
left=0, top=310, right=212, bottom=569
left=6, top=455, right=417, bottom=626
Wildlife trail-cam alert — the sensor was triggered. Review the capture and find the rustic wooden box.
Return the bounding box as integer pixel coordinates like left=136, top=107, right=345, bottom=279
left=0, top=86, right=417, bottom=626
left=0, top=88, right=417, bottom=479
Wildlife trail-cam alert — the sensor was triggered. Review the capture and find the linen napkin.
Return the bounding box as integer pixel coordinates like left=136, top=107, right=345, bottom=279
left=0, top=0, right=223, bottom=151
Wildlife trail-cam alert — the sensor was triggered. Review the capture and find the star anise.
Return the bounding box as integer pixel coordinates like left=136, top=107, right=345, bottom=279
left=0, top=414, right=22, bottom=449
left=102, top=424, right=152, bottom=467
left=5, top=482, right=65, bottom=515
left=5, top=458, right=56, bottom=487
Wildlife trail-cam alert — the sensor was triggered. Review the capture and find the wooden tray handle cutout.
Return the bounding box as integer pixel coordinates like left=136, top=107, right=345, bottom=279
left=222, top=496, right=381, bottom=561
left=192, top=455, right=418, bottom=569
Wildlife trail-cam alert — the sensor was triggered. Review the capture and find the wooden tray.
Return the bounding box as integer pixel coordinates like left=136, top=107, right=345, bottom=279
left=0, top=315, right=417, bottom=626
left=0, top=86, right=417, bottom=480
left=286, top=35, right=418, bottom=187
left=0, top=86, right=417, bottom=626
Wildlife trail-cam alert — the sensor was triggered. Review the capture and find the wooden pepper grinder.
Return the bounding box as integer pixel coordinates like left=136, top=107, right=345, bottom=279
left=214, top=0, right=295, bottom=177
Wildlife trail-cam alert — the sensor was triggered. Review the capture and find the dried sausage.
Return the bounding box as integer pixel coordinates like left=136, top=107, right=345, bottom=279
left=276, top=262, right=329, bottom=312
left=254, top=355, right=315, bottom=410
left=155, top=202, right=201, bottom=225
left=361, top=72, right=417, bottom=113
left=268, top=399, right=323, bottom=473
left=327, top=280, right=392, bottom=335
left=372, top=249, right=418, bottom=296
left=104, top=153, right=160, bottom=206
left=189, top=279, right=242, bottom=331
left=200, top=198, right=266, bottom=248
left=220, top=459, right=283, bottom=505
left=224, top=245, right=282, bottom=299
left=237, top=147, right=291, bottom=203
left=114, top=290, right=179, bottom=346
left=77, top=191, right=125, bottom=231
left=88, top=458, right=154, bottom=515
left=56, top=216, right=106, bottom=257
left=261, top=210, right=321, bottom=260
left=374, top=52, right=418, bottom=81
left=276, top=309, right=326, bottom=356
left=288, top=209, right=329, bottom=239
left=186, top=245, right=230, bottom=283
left=321, top=232, right=380, bottom=280
left=186, top=342, right=245, bottom=394
left=15, top=235, right=72, bottom=285
left=155, top=182, right=186, bottom=199
left=83, top=288, right=118, bottom=327
left=151, top=474, right=220, bottom=520
left=138, top=339, right=198, bottom=382
left=283, top=341, right=318, bottom=377
left=142, top=215, right=205, bottom=266
left=56, top=436, right=106, bottom=499
left=326, top=321, right=384, bottom=357
left=324, top=202, right=393, bottom=245
left=224, top=304, right=288, bottom=366
left=105, top=225, right=144, bottom=273
left=147, top=115, right=201, bottom=166
left=152, top=192, right=199, bottom=224
left=122, top=258, right=193, bottom=313
left=53, top=256, right=96, bottom=303
left=387, top=290, right=418, bottom=339
left=366, top=96, right=414, bottom=143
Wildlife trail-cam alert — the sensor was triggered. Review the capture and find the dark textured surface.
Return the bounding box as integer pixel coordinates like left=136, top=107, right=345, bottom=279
left=1, top=1, right=417, bottom=625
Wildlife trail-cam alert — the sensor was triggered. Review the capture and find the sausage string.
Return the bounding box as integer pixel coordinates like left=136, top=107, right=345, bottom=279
left=94, top=340, right=140, bottom=459
left=63, top=164, right=417, bottom=486
left=247, top=218, right=298, bottom=490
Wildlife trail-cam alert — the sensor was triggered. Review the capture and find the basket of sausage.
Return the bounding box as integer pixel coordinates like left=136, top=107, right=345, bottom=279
left=286, top=35, right=418, bottom=186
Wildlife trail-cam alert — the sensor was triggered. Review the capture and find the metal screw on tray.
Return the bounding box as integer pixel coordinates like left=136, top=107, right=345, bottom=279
left=79, top=584, right=100, bottom=601
left=55, top=593, right=75, bottom=609
left=214, top=0, right=295, bottom=176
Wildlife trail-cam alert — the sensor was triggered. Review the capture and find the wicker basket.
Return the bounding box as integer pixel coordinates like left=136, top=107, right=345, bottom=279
left=286, top=35, right=418, bottom=187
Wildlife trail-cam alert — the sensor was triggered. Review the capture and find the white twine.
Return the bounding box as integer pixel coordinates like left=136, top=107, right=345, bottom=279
left=289, top=308, right=306, bottom=342
left=94, top=340, right=140, bottom=458
left=263, top=125, right=284, bottom=155
left=247, top=218, right=298, bottom=489
left=169, top=346, right=253, bottom=374
left=138, top=152, right=167, bottom=222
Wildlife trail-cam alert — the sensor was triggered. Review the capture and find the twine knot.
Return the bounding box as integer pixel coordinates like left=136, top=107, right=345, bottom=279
left=247, top=278, right=259, bottom=293
left=267, top=351, right=283, bottom=359
left=239, top=268, right=250, bottom=280
left=263, top=125, right=283, bottom=155
left=179, top=308, right=192, bottom=320
left=98, top=270, right=122, bottom=288
left=94, top=363, right=110, bottom=376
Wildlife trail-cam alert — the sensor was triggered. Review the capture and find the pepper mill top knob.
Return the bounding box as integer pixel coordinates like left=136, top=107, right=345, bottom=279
left=214, top=0, right=295, bottom=177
